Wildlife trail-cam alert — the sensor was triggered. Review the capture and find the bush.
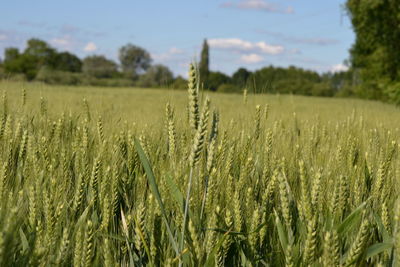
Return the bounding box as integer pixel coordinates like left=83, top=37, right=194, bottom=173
left=36, top=67, right=81, bottom=85
left=384, top=82, right=400, bottom=105
left=6, top=73, right=27, bottom=82
left=208, top=71, right=231, bottom=91
left=170, top=76, right=188, bottom=90
left=136, top=64, right=174, bottom=88
left=81, top=77, right=134, bottom=87
left=311, top=83, right=335, bottom=97
left=217, top=83, right=241, bottom=93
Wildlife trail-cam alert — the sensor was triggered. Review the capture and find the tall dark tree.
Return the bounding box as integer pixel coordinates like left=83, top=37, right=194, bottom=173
left=346, top=0, right=400, bottom=99
left=119, top=44, right=151, bottom=79
left=199, top=39, right=209, bottom=88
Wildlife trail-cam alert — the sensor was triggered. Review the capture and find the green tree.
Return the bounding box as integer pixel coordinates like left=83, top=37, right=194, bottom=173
left=24, top=38, right=57, bottom=68
left=137, top=64, right=174, bottom=87
left=3, top=48, right=37, bottom=80
left=346, top=0, right=400, bottom=100
left=3, top=48, right=23, bottom=74
left=3, top=39, right=58, bottom=80
left=199, top=39, right=209, bottom=87
left=4, top=48, right=20, bottom=62
left=171, top=76, right=188, bottom=89
left=119, top=44, right=152, bottom=79
left=232, top=67, right=251, bottom=89
left=54, top=52, right=82, bottom=72
left=82, top=55, right=118, bottom=78
left=208, top=71, right=231, bottom=91
left=249, top=65, right=321, bottom=95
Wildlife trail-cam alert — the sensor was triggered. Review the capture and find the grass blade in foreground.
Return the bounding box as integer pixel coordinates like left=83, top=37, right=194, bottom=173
left=134, top=138, right=180, bottom=257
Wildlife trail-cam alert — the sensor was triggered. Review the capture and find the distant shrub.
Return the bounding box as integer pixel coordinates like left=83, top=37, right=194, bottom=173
left=0, top=66, right=6, bottom=79
left=7, top=73, right=27, bottom=82
left=335, top=85, right=357, bottom=97
left=84, top=78, right=135, bottom=87
left=384, top=82, right=400, bottom=105
left=217, top=83, right=241, bottom=93
left=36, top=67, right=81, bottom=85
left=170, top=76, right=188, bottom=90
left=136, top=64, right=174, bottom=88
left=208, top=71, right=231, bottom=91
left=311, top=83, right=335, bottom=97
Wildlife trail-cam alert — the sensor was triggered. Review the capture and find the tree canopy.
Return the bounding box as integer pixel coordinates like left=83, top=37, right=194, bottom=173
left=137, top=64, right=174, bottom=87
left=346, top=0, right=400, bottom=100
left=118, top=44, right=152, bottom=79
left=0, top=36, right=355, bottom=97
left=82, top=55, right=118, bottom=78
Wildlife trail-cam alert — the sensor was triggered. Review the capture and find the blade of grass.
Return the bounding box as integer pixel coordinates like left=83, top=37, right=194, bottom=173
left=337, top=201, right=367, bottom=235
left=134, top=138, right=180, bottom=257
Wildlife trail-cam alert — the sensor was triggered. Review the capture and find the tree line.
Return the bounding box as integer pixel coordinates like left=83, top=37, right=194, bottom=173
left=0, top=38, right=355, bottom=97
left=197, top=39, right=353, bottom=97
left=345, top=0, right=400, bottom=104
left=0, top=38, right=178, bottom=88
left=4, top=27, right=391, bottom=99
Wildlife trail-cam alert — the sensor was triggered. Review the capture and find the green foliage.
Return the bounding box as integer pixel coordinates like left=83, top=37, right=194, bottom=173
left=208, top=71, right=231, bottom=91
left=346, top=0, right=400, bottom=101
left=0, top=65, right=5, bottom=80
left=0, top=70, right=399, bottom=265
left=119, top=43, right=152, bottom=79
left=199, top=39, right=210, bottom=87
left=232, top=67, right=251, bottom=89
left=1, top=37, right=361, bottom=98
left=82, top=55, right=118, bottom=78
left=136, top=64, right=174, bottom=88
left=217, top=83, right=241, bottom=93
left=310, top=82, right=334, bottom=97
left=384, top=82, right=400, bottom=105
left=36, top=67, right=82, bottom=85
left=24, top=38, right=57, bottom=67
left=80, top=77, right=134, bottom=87
left=4, top=47, right=40, bottom=80
left=249, top=65, right=322, bottom=95
left=3, top=39, right=76, bottom=80
left=54, top=52, right=82, bottom=72
left=170, top=76, right=188, bottom=90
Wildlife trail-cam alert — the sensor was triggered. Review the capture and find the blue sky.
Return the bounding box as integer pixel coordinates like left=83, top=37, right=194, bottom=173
left=0, top=0, right=354, bottom=77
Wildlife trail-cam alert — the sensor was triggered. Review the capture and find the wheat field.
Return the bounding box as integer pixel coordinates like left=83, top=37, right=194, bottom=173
left=1, top=65, right=400, bottom=266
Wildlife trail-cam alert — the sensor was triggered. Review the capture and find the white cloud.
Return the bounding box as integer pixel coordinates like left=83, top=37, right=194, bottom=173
left=285, top=6, right=294, bottom=14
left=256, top=30, right=339, bottom=46
left=50, top=36, right=75, bottom=51
left=84, top=42, right=97, bottom=52
left=169, top=47, right=183, bottom=54
left=221, top=0, right=293, bottom=14
left=240, top=53, right=264, bottom=63
left=51, top=38, right=70, bottom=46
left=208, top=38, right=284, bottom=55
left=238, top=0, right=275, bottom=11
left=331, top=63, right=349, bottom=73
left=0, top=34, right=7, bottom=41
left=152, top=47, right=185, bottom=62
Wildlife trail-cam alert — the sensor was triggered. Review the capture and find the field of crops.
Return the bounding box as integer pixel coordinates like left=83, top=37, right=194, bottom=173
left=1, top=65, right=400, bottom=266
